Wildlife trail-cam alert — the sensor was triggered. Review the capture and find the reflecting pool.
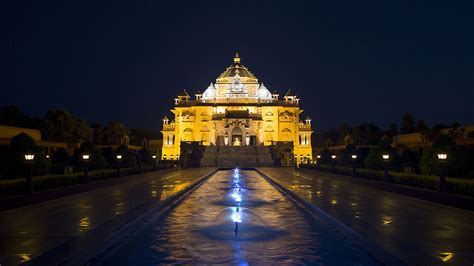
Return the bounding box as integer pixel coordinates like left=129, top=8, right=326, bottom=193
left=93, top=170, right=379, bottom=265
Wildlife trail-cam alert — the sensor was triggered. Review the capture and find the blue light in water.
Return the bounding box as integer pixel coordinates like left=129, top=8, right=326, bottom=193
left=231, top=191, right=242, bottom=203
left=232, top=207, right=242, bottom=223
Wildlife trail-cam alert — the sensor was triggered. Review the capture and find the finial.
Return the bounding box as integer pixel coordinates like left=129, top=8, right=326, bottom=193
left=234, top=52, right=240, bottom=64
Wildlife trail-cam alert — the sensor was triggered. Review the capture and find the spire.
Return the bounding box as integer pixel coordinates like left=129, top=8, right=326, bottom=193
left=234, top=52, right=240, bottom=64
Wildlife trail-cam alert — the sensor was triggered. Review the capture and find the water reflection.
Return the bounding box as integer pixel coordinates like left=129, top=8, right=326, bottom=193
left=97, top=169, right=377, bottom=265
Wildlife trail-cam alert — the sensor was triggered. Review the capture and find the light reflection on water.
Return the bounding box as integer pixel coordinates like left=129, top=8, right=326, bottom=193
left=97, top=170, right=379, bottom=265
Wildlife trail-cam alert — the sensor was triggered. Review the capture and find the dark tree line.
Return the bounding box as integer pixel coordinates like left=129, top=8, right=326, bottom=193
left=314, top=112, right=468, bottom=148
left=0, top=105, right=161, bottom=145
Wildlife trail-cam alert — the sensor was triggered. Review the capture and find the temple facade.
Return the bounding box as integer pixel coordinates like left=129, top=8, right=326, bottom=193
left=161, top=53, right=313, bottom=164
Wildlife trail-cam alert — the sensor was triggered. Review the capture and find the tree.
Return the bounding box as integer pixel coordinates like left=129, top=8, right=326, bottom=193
left=414, top=120, right=429, bottom=133
left=138, top=147, right=153, bottom=165
left=51, top=148, right=70, bottom=165
left=0, top=105, right=39, bottom=129
left=115, top=145, right=136, bottom=168
left=91, top=123, right=104, bottom=145
left=9, top=133, right=50, bottom=176
left=400, top=112, right=415, bottom=134
left=420, top=134, right=457, bottom=176
left=71, top=141, right=106, bottom=171
left=364, top=141, right=401, bottom=170
left=41, top=109, right=91, bottom=143
left=338, top=144, right=360, bottom=166
left=102, top=122, right=129, bottom=145
left=387, top=123, right=399, bottom=139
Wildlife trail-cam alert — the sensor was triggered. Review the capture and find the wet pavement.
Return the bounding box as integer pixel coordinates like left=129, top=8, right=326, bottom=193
left=0, top=167, right=214, bottom=265
left=259, top=167, right=474, bottom=265
left=93, top=169, right=379, bottom=265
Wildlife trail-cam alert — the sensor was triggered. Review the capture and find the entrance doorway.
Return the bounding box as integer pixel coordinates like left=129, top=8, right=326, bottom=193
left=231, top=127, right=243, bottom=146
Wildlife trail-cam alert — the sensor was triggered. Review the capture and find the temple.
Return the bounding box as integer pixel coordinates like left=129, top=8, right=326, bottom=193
left=161, top=53, right=313, bottom=165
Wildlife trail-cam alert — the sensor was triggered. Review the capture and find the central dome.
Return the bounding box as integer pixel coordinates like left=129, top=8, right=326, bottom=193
left=216, top=53, right=258, bottom=83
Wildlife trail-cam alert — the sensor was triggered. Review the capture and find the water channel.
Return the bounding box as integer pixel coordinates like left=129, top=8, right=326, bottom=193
left=93, top=169, right=380, bottom=265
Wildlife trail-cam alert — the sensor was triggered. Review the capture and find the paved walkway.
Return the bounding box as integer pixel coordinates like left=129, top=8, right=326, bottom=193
left=0, top=167, right=214, bottom=265
left=259, top=167, right=474, bottom=265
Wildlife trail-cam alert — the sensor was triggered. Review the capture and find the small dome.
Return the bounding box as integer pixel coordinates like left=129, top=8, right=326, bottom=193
left=202, top=83, right=216, bottom=99
left=257, top=83, right=272, bottom=99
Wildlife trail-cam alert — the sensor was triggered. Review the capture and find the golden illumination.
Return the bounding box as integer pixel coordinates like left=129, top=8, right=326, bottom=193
left=331, top=199, right=337, bottom=205
left=439, top=252, right=453, bottom=262
left=331, top=155, right=336, bottom=159
left=24, top=154, right=34, bottom=161
left=162, top=53, right=313, bottom=163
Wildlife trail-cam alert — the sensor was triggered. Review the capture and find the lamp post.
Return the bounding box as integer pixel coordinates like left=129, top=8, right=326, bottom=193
left=437, top=153, right=448, bottom=192
left=24, top=154, right=35, bottom=194
left=351, top=154, right=357, bottom=177
left=163, top=154, right=167, bottom=169
left=116, top=154, right=122, bottom=178
left=316, top=155, right=321, bottom=169
left=331, top=155, right=337, bottom=173
left=294, top=154, right=297, bottom=169
left=306, top=154, right=310, bottom=165
left=176, top=154, right=180, bottom=168
left=299, top=155, right=303, bottom=168
left=382, top=154, right=390, bottom=182
left=82, top=154, right=90, bottom=184
left=152, top=155, right=157, bottom=172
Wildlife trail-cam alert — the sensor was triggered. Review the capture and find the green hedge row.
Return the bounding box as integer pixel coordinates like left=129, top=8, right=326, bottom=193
left=0, top=165, right=156, bottom=197
left=304, top=164, right=474, bottom=198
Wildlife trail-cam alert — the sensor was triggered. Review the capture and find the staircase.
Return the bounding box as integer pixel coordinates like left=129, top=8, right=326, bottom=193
left=200, top=146, right=275, bottom=167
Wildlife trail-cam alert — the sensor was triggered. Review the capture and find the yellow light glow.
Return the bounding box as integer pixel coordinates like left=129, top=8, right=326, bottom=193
left=18, top=254, right=31, bottom=263
left=351, top=154, right=357, bottom=159
left=331, top=199, right=337, bottom=205
left=331, top=155, right=336, bottom=159
left=116, top=154, right=122, bottom=160
left=382, top=219, right=392, bottom=225
left=24, top=154, right=35, bottom=161
left=382, top=154, right=390, bottom=160
left=439, top=252, right=453, bottom=262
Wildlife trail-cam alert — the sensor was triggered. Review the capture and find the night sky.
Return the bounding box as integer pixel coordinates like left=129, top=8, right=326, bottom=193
left=1, top=0, right=473, bottom=132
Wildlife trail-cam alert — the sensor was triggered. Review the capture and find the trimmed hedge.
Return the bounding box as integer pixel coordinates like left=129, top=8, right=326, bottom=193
left=304, top=164, right=474, bottom=198
left=0, top=165, right=156, bottom=197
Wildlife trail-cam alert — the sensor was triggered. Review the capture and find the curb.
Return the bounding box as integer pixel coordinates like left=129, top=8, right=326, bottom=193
left=255, top=168, right=406, bottom=266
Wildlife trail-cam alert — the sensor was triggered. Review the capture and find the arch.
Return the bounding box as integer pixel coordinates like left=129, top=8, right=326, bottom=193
left=265, top=126, right=274, bottom=132
left=200, top=111, right=209, bottom=116
left=183, top=128, right=193, bottom=141
left=200, top=126, right=210, bottom=132
left=265, top=111, right=274, bottom=116
left=282, top=128, right=291, bottom=132
left=231, top=127, right=243, bottom=146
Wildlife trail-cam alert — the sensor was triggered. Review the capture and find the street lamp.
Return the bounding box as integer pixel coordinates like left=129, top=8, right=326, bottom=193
left=437, top=153, right=448, bottom=192
left=331, top=155, right=337, bottom=173
left=351, top=154, right=357, bottom=177
left=316, top=154, right=321, bottom=169
left=382, top=154, right=390, bottom=182
left=116, top=154, right=122, bottom=178
left=24, top=154, right=35, bottom=194
left=152, top=155, right=157, bottom=172
left=82, top=154, right=90, bottom=183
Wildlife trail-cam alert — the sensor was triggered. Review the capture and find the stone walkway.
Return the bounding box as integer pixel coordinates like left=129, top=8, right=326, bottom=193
left=259, top=167, right=474, bottom=265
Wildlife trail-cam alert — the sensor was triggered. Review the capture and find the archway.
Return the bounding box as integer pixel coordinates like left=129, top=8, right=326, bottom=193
left=231, top=127, right=243, bottom=146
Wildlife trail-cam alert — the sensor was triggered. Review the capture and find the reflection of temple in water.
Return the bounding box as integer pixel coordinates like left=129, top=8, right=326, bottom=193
left=161, top=53, right=313, bottom=164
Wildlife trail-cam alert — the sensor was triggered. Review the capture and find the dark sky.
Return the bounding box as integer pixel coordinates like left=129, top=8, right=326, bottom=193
left=1, top=0, right=473, bottom=132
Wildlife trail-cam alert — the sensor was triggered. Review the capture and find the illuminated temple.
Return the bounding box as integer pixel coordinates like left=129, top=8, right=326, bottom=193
left=161, top=53, right=313, bottom=166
